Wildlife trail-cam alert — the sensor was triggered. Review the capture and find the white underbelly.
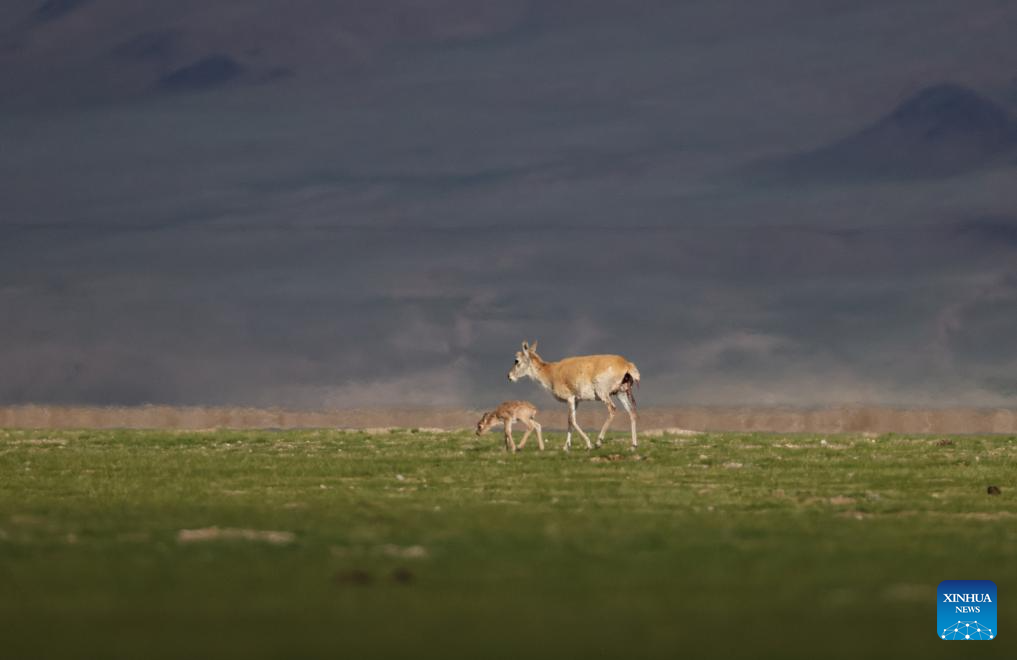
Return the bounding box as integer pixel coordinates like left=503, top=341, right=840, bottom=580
left=575, top=381, right=597, bottom=399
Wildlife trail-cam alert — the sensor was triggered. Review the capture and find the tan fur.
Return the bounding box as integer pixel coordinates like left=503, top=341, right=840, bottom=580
left=475, top=400, right=543, bottom=452
left=508, top=341, right=640, bottom=450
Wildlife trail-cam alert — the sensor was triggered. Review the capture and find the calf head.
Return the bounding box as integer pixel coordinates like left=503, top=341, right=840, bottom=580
left=475, top=412, right=498, bottom=435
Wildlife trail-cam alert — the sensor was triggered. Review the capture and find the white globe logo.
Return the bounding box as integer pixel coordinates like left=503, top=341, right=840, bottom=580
left=941, top=622, right=993, bottom=640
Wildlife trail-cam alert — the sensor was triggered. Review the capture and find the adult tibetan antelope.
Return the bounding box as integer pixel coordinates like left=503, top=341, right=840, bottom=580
left=507, top=341, right=640, bottom=450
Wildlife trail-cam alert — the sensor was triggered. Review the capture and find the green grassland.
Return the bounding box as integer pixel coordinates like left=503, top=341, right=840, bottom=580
left=1, top=428, right=1014, bottom=659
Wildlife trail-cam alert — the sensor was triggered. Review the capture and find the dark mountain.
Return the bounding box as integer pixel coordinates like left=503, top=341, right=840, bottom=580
left=111, top=29, right=182, bottom=63
left=752, top=84, right=1017, bottom=182
left=953, top=216, right=1017, bottom=247
left=32, top=0, right=92, bottom=25
left=2, top=1, right=531, bottom=107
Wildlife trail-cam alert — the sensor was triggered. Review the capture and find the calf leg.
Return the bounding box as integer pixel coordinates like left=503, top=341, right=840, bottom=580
left=504, top=420, right=517, bottom=452
left=532, top=420, right=544, bottom=451
left=517, top=423, right=532, bottom=450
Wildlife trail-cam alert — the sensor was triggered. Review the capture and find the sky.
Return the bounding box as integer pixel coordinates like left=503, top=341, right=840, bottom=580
left=2, top=0, right=1017, bottom=409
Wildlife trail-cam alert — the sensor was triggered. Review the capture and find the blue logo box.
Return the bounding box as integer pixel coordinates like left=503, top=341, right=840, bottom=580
left=938, top=580, right=997, bottom=640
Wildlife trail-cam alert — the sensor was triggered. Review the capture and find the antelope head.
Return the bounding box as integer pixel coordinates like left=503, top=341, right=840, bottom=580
left=475, top=412, right=498, bottom=435
left=507, top=340, right=539, bottom=382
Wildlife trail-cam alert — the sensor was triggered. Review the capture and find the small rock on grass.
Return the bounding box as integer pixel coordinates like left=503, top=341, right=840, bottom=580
left=987, top=485, right=1002, bottom=496
left=392, top=567, right=414, bottom=584
left=334, top=569, right=373, bottom=586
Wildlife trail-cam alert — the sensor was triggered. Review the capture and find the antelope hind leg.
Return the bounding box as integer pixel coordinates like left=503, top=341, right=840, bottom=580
left=518, top=425, right=532, bottom=450
left=617, top=389, right=637, bottom=448
left=595, top=395, right=616, bottom=448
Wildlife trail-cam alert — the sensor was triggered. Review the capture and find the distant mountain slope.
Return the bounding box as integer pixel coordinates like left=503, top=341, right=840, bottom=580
left=0, top=0, right=532, bottom=105
left=158, top=54, right=245, bottom=92
left=750, top=84, right=1017, bottom=182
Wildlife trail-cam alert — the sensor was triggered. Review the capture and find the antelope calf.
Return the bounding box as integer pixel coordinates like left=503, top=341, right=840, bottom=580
left=475, top=400, right=544, bottom=452
left=508, top=341, right=640, bottom=451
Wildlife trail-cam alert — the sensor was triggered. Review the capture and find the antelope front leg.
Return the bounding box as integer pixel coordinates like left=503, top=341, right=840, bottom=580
left=568, top=398, right=593, bottom=450
left=532, top=420, right=544, bottom=451
left=504, top=420, right=518, bottom=453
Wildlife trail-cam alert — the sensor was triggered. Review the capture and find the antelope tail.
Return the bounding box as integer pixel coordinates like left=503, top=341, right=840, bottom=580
left=627, top=364, right=641, bottom=389
left=620, top=365, right=640, bottom=410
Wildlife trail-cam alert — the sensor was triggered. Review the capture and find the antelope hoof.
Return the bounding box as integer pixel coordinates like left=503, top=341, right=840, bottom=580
left=594, top=440, right=603, bottom=449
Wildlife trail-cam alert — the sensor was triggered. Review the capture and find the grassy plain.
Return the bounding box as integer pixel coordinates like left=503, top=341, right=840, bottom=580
left=1, top=428, right=1014, bottom=658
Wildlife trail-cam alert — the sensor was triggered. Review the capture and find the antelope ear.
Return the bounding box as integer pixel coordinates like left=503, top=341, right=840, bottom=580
left=529, top=340, right=538, bottom=353
left=521, top=341, right=529, bottom=351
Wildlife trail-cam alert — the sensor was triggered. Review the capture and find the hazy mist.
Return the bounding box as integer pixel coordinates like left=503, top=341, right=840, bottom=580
left=2, top=0, right=1017, bottom=408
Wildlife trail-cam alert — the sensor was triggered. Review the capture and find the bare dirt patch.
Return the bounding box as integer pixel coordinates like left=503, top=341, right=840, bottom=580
left=642, top=428, right=702, bottom=437
left=378, top=544, right=429, bottom=559
left=953, top=511, right=1015, bottom=521
left=176, top=527, right=295, bottom=545
left=17, top=438, right=67, bottom=446
left=5, top=404, right=1017, bottom=433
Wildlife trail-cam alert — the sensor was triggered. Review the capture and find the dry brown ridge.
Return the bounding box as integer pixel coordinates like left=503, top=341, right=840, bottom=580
left=2, top=405, right=1016, bottom=434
